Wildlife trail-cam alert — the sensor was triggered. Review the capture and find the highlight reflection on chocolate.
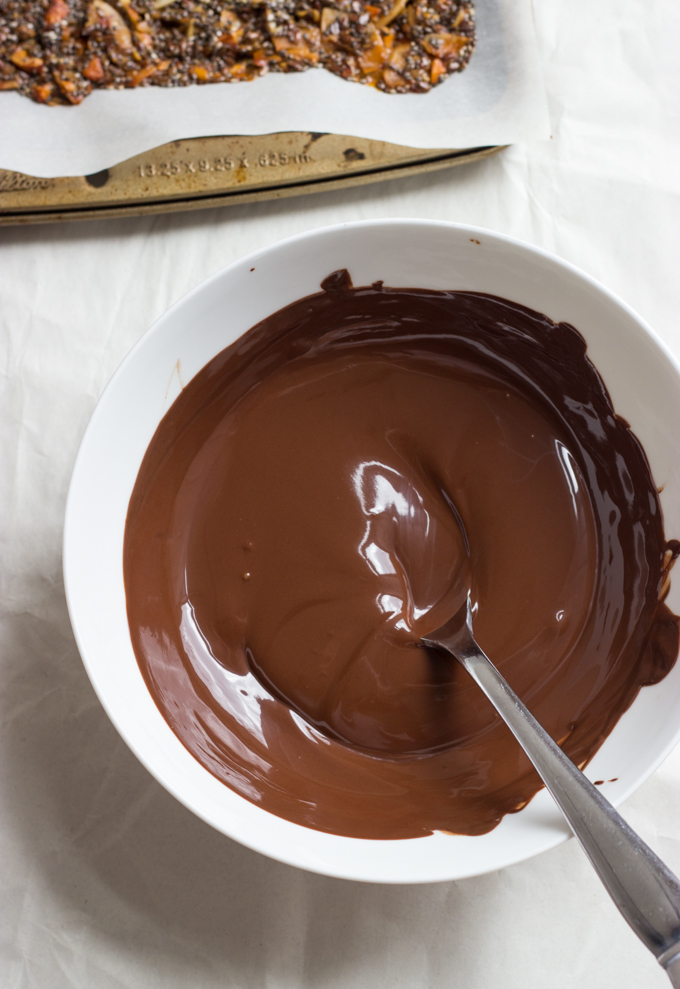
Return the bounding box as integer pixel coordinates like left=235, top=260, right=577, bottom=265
left=124, top=270, right=679, bottom=840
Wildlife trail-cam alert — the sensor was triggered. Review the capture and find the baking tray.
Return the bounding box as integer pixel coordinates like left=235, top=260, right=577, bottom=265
left=0, top=133, right=503, bottom=226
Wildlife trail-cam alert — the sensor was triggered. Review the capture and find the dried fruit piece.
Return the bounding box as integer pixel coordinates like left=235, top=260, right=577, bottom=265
left=129, top=58, right=170, bottom=84
left=422, top=33, right=469, bottom=59
left=32, top=80, right=55, bottom=100
left=430, top=56, right=445, bottom=83
left=272, top=34, right=318, bottom=64
left=358, top=29, right=393, bottom=74
left=83, top=54, right=104, bottom=80
left=228, top=60, right=256, bottom=80
left=130, top=61, right=155, bottom=84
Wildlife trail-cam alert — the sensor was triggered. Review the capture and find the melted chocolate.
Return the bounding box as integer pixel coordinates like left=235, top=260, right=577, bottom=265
left=123, top=272, right=679, bottom=840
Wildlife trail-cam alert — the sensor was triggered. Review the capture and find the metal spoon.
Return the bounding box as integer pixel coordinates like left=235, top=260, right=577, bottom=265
left=422, top=596, right=680, bottom=986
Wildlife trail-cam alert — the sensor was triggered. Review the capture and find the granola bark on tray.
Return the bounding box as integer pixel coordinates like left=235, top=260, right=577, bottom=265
left=0, top=0, right=474, bottom=104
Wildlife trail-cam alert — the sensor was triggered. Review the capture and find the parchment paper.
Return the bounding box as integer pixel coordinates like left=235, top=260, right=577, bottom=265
left=2, top=1, right=680, bottom=988
left=0, top=0, right=549, bottom=177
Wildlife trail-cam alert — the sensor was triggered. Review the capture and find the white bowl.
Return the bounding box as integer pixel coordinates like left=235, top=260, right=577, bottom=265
left=63, top=220, right=680, bottom=883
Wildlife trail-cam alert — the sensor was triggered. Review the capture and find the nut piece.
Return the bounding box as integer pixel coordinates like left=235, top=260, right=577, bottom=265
left=382, top=66, right=403, bottom=88
left=9, top=48, right=44, bottom=72
left=387, top=42, right=409, bottom=71
left=44, top=0, right=70, bottom=28
left=85, top=0, right=133, bottom=50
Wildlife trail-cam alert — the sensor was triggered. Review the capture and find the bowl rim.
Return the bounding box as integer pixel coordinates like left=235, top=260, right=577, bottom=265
left=63, top=218, right=680, bottom=883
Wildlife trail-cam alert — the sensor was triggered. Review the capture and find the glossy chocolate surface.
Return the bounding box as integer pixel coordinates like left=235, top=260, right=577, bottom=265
left=124, top=271, right=679, bottom=839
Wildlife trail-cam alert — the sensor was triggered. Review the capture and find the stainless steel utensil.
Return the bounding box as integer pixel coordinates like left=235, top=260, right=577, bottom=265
left=423, top=596, right=680, bottom=986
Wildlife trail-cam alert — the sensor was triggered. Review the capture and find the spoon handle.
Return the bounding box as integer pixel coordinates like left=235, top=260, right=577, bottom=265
left=428, top=615, right=680, bottom=983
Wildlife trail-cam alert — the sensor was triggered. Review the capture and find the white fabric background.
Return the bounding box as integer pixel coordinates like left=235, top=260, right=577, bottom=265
left=1, top=1, right=680, bottom=986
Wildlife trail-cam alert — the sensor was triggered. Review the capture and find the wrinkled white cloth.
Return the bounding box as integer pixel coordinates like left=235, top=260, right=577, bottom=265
left=1, top=1, right=680, bottom=987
